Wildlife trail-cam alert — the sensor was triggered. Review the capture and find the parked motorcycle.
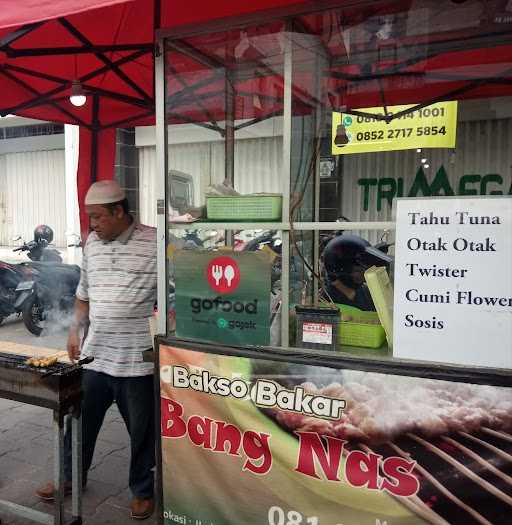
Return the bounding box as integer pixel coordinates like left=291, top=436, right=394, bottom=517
left=14, top=262, right=81, bottom=336
left=0, top=235, right=61, bottom=326
left=0, top=262, right=35, bottom=325
left=13, top=238, right=62, bottom=263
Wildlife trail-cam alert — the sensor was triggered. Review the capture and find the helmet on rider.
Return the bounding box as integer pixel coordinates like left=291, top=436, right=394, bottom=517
left=34, top=224, right=54, bottom=245
left=322, top=234, right=392, bottom=288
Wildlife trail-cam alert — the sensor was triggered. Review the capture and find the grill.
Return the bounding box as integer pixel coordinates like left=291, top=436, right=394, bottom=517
left=0, top=351, right=82, bottom=411
left=0, top=349, right=85, bottom=525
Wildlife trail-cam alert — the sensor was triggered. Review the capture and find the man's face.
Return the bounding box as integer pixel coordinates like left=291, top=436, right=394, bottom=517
left=86, top=204, right=123, bottom=241
left=349, top=264, right=366, bottom=286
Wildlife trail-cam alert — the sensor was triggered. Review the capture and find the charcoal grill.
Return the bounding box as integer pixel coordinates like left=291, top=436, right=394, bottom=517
left=0, top=351, right=84, bottom=525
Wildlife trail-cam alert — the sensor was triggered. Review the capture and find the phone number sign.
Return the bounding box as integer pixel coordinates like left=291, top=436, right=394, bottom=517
left=332, top=101, right=458, bottom=155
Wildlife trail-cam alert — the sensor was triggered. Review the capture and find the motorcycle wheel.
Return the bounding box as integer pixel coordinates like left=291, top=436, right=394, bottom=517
left=22, top=295, right=44, bottom=336
left=0, top=315, right=4, bottom=326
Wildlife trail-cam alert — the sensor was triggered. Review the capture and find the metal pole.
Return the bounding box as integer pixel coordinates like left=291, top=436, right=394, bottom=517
left=71, top=407, right=82, bottom=521
left=155, top=38, right=168, bottom=336
left=281, top=23, right=293, bottom=348
left=313, top=39, right=329, bottom=304
left=53, top=410, right=65, bottom=525
left=91, top=94, right=100, bottom=183
left=225, top=34, right=235, bottom=247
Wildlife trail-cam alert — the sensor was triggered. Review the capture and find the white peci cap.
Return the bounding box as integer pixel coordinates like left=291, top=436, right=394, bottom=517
left=85, top=180, right=126, bottom=205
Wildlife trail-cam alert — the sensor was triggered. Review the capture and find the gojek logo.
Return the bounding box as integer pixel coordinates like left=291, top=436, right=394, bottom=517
left=207, top=256, right=241, bottom=294
left=217, top=318, right=228, bottom=329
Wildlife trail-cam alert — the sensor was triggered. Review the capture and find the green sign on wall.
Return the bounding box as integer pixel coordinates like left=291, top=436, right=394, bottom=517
left=358, top=165, right=512, bottom=212
left=175, top=250, right=271, bottom=346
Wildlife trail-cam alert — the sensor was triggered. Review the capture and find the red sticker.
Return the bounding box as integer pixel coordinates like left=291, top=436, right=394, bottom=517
left=206, top=256, right=241, bottom=294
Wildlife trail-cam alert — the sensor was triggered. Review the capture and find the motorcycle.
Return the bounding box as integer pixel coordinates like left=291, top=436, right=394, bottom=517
left=0, top=238, right=62, bottom=326
left=12, top=237, right=63, bottom=263
left=0, top=263, right=35, bottom=325
left=14, top=262, right=81, bottom=336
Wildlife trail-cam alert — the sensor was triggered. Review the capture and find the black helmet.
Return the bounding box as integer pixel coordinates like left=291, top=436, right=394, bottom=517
left=323, top=234, right=392, bottom=288
left=34, top=224, right=54, bottom=244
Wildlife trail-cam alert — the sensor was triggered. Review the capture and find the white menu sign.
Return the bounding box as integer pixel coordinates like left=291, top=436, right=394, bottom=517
left=393, top=197, right=512, bottom=368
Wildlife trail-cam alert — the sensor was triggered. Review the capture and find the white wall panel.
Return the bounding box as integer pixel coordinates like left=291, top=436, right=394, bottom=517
left=139, top=146, right=158, bottom=227
left=0, top=149, right=67, bottom=247
left=139, top=137, right=283, bottom=227
left=139, top=118, right=512, bottom=246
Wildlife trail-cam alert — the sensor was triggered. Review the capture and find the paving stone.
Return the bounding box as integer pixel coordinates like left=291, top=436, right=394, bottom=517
left=0, top=476, right=44, bottom=508
left=0, top=329, right=159, bottom=525
left=8, top=442, right=55, bottom=468
left=85, top=499, right=158, bottom=525
left=1, top=423, right=45, bottom=442
left=0, top=399, right=20, bottom=411
left=88, top=455, right=130, bottom=487
left=0, top=438, right=20, bottom=456
left=89, top=439, right=130, bottom=466
left=110, top=446, right=130, bottom=460
left=0, top=455, right=40, bottom=483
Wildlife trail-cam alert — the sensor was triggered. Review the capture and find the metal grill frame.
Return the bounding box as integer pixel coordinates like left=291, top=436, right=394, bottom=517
left=0, top=356, right=83, bottom=525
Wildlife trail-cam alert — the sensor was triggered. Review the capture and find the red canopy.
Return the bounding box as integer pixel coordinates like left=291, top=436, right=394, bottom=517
left=0, top=0, right=315, bottom=237
left=0, top=0, right=316, bottom=128
left=1, top=0, right=511, bottom=236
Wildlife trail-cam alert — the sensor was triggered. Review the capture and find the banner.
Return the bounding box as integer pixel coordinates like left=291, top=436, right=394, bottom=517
left=174, top=251, right=271, bottom=346
left=159, top=344, right=512, bottom=525
left=332, top=102, right=458, bottom=155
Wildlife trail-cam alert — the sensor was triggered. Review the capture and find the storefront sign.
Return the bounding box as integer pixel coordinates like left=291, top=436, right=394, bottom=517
left=393, top=197, right=512, bottom=368
left=357, top=166, right=512, bottom=212
left=332, top=101, right=458, bottom=155
left=174, top=251, right=271, bottom=346
left=159, top=343, right=512, bottom=525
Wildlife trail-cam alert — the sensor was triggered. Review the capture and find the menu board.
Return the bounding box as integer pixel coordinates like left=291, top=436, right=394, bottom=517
left=393, top=197, right=512, bottom=368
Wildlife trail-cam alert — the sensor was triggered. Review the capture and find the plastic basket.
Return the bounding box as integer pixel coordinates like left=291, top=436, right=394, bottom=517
left=335, top=304, right=386, bottom=349
left=206, top=194, right=282, bottom=221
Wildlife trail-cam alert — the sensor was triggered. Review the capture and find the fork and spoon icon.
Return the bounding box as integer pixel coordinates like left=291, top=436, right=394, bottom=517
left=212, top=264, right=236, bottom=287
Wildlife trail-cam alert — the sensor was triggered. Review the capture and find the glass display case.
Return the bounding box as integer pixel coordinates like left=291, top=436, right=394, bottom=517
left=154, top=2, right=512, bottom=524
left=157, top=0, right=512, bottom=375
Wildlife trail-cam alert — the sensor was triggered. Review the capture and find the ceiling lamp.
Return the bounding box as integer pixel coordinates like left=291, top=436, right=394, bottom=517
left=70, top=81, right=87, bottom=107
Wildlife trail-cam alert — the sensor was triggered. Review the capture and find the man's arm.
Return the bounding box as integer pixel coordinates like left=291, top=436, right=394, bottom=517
left=67, top=298, right=89, bottom=362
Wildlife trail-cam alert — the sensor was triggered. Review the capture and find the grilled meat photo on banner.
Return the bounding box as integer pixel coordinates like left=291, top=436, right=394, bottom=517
left=160, top=345, right=512, bottom=525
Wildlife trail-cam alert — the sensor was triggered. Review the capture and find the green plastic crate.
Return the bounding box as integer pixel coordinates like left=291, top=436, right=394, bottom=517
left=335, top=304, right=386, bottom=349
left=206, top=194, right=282, bottom=221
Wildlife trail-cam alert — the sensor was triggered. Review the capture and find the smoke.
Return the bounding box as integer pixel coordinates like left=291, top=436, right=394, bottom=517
left=38, top=308, right=74, bottom=336
left=272, top=369, right=512, bottom=444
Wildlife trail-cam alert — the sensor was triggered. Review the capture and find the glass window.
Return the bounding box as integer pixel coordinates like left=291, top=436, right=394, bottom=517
left=164, top=0, right=512, bottom=370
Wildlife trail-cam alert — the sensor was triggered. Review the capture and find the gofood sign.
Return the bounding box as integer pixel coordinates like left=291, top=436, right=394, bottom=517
left=175, top=251, right=271, bottom=346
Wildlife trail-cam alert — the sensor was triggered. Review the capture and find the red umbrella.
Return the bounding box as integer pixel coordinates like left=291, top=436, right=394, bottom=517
left=1, top=0, right=511, bottom=235
left=0, top=0, right=314, bottom=236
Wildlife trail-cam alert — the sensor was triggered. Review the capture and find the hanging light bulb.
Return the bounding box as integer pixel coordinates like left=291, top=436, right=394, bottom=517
left=70, top=81, right=86, bottom=107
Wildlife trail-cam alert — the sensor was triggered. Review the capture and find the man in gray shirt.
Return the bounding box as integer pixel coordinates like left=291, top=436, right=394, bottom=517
left=36, top=180, right=157, bottom=520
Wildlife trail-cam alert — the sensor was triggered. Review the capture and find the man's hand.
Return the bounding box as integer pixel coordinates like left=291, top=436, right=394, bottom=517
left=67, top=330, right=81, bottom=362
left=67, top=298, right=89, bottom=362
